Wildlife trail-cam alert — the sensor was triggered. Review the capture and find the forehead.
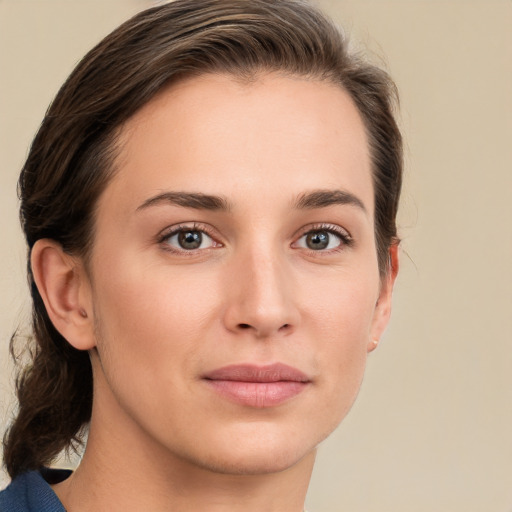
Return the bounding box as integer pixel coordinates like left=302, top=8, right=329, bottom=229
left=103, top=72, right=373, bottom=215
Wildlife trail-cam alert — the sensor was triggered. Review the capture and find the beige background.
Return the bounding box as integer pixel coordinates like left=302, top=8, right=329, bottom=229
left=1, top=1, right=511, bottom=511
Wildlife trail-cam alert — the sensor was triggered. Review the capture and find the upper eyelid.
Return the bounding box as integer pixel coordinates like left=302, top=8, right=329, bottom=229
left=292, top=224, right=354, bottom=254
left=157, top=223, right=221, bottom=254
left=294, top=222, right=352, bottom=240
left=156, top=221, right=352, bottom=248
left=158, top=222, right=218, bottom=239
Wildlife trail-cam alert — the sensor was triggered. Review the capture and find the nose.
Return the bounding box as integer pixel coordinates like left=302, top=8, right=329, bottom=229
left=222, top=246, right=300, bottom=339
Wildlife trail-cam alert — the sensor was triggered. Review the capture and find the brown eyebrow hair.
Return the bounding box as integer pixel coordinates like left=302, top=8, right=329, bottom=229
left=137, top=189, right=366, bottom=214
left=136, top=191, right=231, bottom=212
left=294, top=189, right=367, bottom=213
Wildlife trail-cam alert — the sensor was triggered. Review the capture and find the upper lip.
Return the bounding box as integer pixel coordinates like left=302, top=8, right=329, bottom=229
left=203, top=363, right=310, bottom=383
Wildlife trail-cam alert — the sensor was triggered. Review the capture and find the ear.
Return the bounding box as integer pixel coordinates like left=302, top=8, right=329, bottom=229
left=367, top=243, right=399, bottom=353
left=31, top=239, right=96, bottom=350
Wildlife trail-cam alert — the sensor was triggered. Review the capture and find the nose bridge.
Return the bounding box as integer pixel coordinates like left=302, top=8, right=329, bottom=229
left=223, top=238, right=299, bottom=337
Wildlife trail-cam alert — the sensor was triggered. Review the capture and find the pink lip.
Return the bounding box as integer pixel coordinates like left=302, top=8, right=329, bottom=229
left=202, top=363, right=310, bottom=408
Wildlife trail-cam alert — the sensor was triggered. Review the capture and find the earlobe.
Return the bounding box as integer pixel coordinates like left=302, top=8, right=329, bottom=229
left=368, top=243, right=399, bottom=353
left=31, top=239, right=96, bottom=351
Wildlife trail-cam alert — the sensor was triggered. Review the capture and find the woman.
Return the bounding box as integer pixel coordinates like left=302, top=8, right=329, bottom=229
left=0, top=0, right=402, bottom=510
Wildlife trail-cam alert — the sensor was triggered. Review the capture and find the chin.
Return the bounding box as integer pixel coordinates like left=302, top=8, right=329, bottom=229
left=178, top=421, right=333, bottom=476
left=194, top=445, right=315, bottom=476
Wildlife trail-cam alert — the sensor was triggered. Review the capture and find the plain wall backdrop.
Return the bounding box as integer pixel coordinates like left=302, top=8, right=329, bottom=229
left=0, top=1, right=511, bottom=511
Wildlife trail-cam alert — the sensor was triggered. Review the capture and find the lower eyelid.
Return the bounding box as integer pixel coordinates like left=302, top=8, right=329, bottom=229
left=170, top=231, right=214, bottom=248
left=296, top=233, right=344, bottom=250
left=158, top=223, right=222, bottom=250
left=158, top=223, right=352, bottom=254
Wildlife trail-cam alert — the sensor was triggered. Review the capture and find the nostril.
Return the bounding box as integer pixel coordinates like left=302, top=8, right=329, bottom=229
left=235, top=323, right=292, bottom=333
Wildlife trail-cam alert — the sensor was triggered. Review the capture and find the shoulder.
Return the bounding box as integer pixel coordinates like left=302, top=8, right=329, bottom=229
left=0, top=469, right=70, bottom=512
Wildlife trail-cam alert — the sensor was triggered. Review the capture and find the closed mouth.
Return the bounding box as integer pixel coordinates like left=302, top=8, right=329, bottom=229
left=202, top=363, right=311, bottom=407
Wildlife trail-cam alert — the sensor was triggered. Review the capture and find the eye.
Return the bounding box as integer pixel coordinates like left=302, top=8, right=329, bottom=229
left=294, top=226, right=352, bottom=252
left=161, top=227, right=217, bottom=251
left=297, top=230, right=340, bottom=251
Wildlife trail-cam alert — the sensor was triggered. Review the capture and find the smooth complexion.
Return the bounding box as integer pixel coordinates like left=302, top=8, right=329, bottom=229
left=32, top=73, right=397, bottom=512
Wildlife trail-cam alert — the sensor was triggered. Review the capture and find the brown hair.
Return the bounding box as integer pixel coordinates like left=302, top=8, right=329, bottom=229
left=3, top=0, right=402, bottom=478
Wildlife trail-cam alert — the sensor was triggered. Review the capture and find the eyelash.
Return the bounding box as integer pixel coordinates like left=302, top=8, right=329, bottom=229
left=157, top=222, right=353, bottom=255
left=157, top=222, right=220, bottom=255
left=294, top=223, right=354, bottom=254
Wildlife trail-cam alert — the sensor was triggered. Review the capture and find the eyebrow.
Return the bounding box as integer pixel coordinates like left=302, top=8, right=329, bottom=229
left=136, top=188, right=366, bottom=214
left=136, top=191, right=231, bottom=212
left=294, top=189, right=367, bottom=213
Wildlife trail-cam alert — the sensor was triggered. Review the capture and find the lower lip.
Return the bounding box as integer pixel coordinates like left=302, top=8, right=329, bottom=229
left=205, top=380, right=308, bottom=408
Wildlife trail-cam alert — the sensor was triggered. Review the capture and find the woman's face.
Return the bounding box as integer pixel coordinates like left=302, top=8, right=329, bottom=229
left=83, top=73, right=395, bottom=474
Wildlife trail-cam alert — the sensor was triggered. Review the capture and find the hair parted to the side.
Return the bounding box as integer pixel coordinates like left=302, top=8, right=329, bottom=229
left=3, top=0, right=402, bottom=478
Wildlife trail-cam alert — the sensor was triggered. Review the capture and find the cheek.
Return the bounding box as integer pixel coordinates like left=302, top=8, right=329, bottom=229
left=89, top=258, right=220, bottom=395
left=89, top=263, right=222, bottom=440
left=93, top=254, right=216, bottom=342
left=303, top=266, right=379, bottom=346
left=303, top=270, right=379, bottom=414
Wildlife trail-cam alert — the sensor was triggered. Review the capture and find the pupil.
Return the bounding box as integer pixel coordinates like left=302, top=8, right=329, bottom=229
left=306, top=231, right=329, bottom=250
left=178, top=231, right=202, bottom=249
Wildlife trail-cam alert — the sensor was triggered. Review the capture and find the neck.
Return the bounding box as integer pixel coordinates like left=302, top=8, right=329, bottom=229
left=55, top=432, right=315, bottom=512
left=53, top=367, right=315, bottom=512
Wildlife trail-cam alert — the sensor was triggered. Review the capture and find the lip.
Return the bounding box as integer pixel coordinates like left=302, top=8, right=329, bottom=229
left=202, top=363, right=311, bottom=408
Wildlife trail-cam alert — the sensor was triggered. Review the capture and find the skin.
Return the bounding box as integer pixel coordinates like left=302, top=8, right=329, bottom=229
left=32, top=73, right=398, bottom=512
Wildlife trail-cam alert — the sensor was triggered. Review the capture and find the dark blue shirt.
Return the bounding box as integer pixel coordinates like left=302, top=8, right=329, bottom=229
left=0, top=468, right=69, bottom=512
